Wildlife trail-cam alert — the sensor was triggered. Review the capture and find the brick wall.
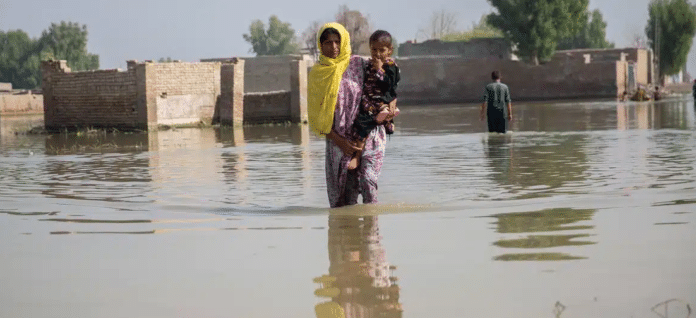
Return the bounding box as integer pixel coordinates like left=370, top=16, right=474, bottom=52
left=636, top=49, right=650, bottom=86
left=398, top=38, right=513, bottom=60
left=396, top=56, right=619, bottom=104
left=242, top=56, right=294, bottom=93
left=38, top=57, right=303, bottom=130
left=617, top=61, right=628, bottom=97
left=241, top=59, right=307, bottom=124
left=203, top=57, right=307, bottom=124
left=243, top=91, right=292, bottom=124
left=216, top=61, right=245, bottom=126
left=144, top=62, right=221, bottom=126
left=553, top=48, right=652, bottom=87
left=42, top=60, right=239, bottom=130
left=0, top=92, right=43, bottom=114
left=43, top=61, right=140, bottom=130
left=202, top=55, right=310, bottom=93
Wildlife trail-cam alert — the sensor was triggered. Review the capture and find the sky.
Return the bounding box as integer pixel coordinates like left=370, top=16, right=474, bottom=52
left=1, top=0, right=694, bottom=77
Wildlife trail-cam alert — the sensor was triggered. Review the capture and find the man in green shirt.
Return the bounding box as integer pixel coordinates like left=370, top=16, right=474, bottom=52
left=480, top=71, right=513, bottom=133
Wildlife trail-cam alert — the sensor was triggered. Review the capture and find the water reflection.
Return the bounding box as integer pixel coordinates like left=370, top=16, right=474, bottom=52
left=313, top=215, right=403, bottom=318
left=0, top=210, right=57, bottom=216
left=216, top=126, right=249, bottom=188
left=397, top=97, right=695, bottom=136
left=484, top=134, right=514, bottom=186
left=653, top=198, right=696, bottom=207
left=215, top=124, right=317, bottom=208
left=483, top=133, right=590, bottom=199
left=215, top=126, right=246, bottom=147
left=44, top=132, right=149, bottom=155
left=618, top=99, right=696, bottom=130
left=0, top=114, right=43, bottom=145
left=512, top=101, right=618, bottom=132
left=1, top=99, right=694, bottom=210
left=489, top=208, right=597, bottom=261
left=40, top=150, right=152, bottom=203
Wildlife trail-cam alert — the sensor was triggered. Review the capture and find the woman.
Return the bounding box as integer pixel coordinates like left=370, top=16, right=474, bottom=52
left=308, top=22, right=396, bottom=208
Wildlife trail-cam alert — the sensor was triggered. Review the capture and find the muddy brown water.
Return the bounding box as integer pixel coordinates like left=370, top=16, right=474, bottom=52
left=1, top=97, right=695, bottom=317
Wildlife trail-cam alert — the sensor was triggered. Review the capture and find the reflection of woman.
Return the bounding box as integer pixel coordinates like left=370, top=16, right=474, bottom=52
left=308, top=23, right=396, bottom=208
left=314, top=215, right=402, bottom=318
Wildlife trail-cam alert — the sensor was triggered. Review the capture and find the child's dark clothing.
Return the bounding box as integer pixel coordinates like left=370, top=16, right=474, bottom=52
left=354, top=58, right=400, bottom=139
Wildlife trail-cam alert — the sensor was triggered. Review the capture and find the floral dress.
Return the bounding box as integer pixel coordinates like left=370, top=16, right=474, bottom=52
left=326, top=56, right=387, bottom=208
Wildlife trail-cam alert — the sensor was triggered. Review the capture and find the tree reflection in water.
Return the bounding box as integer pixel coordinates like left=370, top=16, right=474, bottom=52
left=313, top=215, right=403, bottom=318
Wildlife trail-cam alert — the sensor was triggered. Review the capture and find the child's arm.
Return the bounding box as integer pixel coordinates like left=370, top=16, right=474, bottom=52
left=371, top=57, right=384, bottom=72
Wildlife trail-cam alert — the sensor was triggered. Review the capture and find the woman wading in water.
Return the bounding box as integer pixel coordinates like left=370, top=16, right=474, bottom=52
left=307, top=22, right=397, bottom=208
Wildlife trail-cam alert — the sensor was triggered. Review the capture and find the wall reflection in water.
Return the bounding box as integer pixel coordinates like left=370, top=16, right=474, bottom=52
left=489, top=208, right=597, bottom=261
left=29, top=123, right=316, bottom=209
left=512, top=101, right=618, bottom=132
left=215, top=124, right=315, bottom=207
left=147, top=128, right=225, bottom=195
left=44, top=131, right=149, bottom=155
left=216, top=126, right=249, bottom=188
left=0, top=114, right=43, bottom=144
left=313, top=215, right=403, bottom=318
left=41, top=133, right=153, bottom=203
left=214, top=124, right=313, bottom=185
left=617, top=100, right=696, bottom=130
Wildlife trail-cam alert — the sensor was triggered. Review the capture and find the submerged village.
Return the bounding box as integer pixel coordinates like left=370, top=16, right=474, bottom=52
left=0, top=39, right=685, bottom=132
left=1, top=1, right=695, bottom=132
left=2, top=3, right=696, bottom=318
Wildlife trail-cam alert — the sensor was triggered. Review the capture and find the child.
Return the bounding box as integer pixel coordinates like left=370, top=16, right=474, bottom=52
left=348, top=30, right=401, bottom=170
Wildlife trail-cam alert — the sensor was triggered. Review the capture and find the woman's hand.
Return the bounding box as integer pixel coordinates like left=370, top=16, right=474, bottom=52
left=327, top=130, right=362, bottom=156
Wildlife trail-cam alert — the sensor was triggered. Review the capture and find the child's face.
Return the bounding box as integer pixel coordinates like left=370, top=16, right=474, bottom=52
left=370, top=41, right=393, bottom=62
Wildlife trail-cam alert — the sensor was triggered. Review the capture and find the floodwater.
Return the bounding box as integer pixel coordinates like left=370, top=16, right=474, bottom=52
left=1, top=97, right=695, bottom=318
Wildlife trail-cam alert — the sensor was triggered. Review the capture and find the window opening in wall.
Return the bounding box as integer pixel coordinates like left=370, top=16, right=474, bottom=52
left=583, top=54, right=591, bottom=64
left=627, top=63, right=637, bottom=92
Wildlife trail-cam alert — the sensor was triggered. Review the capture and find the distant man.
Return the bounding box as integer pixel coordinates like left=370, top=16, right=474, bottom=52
left=480, top=71, right=512, bottom=133
left=692, top=79, right=696, bottom=101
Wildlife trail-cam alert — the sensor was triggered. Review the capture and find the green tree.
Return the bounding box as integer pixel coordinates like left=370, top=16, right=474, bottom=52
left=242, top=15, right=299, bottom=56
left=442, top=15, right=504, bottom=42
left=646, top=0, right=696, bottom=78
left=0, top=30, right=42, bottom=88
left=39, top=21, right=99, bottom=71
left=335, top=5, right=372, bottom=55
left=487, top=0, right=589, bottom=65
left=0, top=21, right=99, bottom=89
left=557, top=10, right=614, bottom=50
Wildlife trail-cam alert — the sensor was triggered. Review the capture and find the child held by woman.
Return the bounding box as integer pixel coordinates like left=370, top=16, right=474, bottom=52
left=348, top=30, right=401, bottom=170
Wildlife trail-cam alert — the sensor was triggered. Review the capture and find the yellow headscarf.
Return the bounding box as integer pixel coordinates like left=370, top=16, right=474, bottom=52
left=307, top=22, right=352, bottom=136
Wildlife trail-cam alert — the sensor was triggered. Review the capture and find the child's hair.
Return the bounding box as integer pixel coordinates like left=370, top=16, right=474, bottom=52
left=319, top=28, right=340, bottom=44
left=491, top=71, right=501, bottom=80
left=369, top=30, right=393, bottom=49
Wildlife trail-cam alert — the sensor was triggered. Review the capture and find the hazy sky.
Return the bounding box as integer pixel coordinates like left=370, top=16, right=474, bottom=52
left=1, top=0, right=694, bottom=76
